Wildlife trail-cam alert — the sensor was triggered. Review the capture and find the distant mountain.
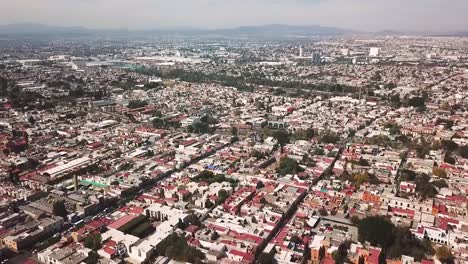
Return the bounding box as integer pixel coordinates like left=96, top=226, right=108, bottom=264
left=209, top=24, right=354, bottom=37
left=374, top=29, right=468, bottom=37
left=1, top=23, right=464, bottom=38
left=0, top=23, right=90, bottom=35
left=0, top=23, right=355, bottom=38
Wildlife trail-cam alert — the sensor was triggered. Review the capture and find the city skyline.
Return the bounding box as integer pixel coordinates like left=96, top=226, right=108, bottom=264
left=1, top=0, right=468, bottom=32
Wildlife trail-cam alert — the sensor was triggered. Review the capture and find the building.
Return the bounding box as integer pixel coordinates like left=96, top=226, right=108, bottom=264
left=312, top=52, right=322, bottom=65
left=369, top=47, right=380, bottom=57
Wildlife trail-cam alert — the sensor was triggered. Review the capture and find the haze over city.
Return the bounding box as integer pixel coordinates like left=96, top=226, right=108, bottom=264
left=1, top=0, right=468, bottom=32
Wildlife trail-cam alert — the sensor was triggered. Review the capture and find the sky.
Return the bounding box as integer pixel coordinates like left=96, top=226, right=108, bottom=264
left=1, top=0, right=468, bottom=32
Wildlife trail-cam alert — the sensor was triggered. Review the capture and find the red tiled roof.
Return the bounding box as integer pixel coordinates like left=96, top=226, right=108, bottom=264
left=86, top=217, right=113, bottom=229
left=108, top=214, right=138, bottom=230
left=185, top=225, right=199, bottom=234
left=105, top=239, right=117, bottom=247
left=103, top=246, right=116, bottom=255
left=119, top=205, right=144, bottom=215
left=229, top=249, right=254, bottom=262
left=367, top=248, right=381, bottom=264
left=322, top=257, right=335, bottom=264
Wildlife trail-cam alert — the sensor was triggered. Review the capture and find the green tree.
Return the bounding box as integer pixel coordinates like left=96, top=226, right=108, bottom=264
left=407, top=96, right=426, bottom=108
left=256, top=181, right=265, bottom=189
left=306, top=128, right=315, bottom=139
left=84, top=233, right=102, bottom=251
left=441, top=140, right=458, bottom=152
left=217, top=189, right=229, bottom=204
left=127, top=100, right=148, bottom=109
left=444, top=155, right=456, bottom=165
left=205, top=200, right=214, bottom=209
left=273, top=129, right=290, bottom=153
left=230, top=126, right=238, bottom=137
left=277, top=156, right=304, bottom=176
left=332, top=242, right=350, bottom=264
left=415, top=174, right=438, bottom=199
left=155, top=233, right=205, bottom=263
left=28, top=116, right=35, bottom=125
left=433, top=179, right=448, bottom=189
left=458, top=145, right=468, bottom=159
left=320, top=131, right=340, bottom=144
left=314, top=148, right=325, bottom=156
left=258, top=252, right=276, bottom=264
left=358, top=216, right=395, bottom=247
left=318, top=208, right=328, bottom=216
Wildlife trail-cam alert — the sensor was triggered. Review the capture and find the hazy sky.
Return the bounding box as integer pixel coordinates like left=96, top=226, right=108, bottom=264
left=1, top=0, right=468, bottom=31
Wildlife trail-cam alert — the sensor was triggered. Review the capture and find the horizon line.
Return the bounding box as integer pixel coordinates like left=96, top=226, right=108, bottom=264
left=0, top=22, right=466, bottom=34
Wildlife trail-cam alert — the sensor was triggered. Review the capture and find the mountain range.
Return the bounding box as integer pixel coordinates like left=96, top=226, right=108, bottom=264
left=0, top=23, right=352, bottom=37
left=0, top=23, right=466, bottom=38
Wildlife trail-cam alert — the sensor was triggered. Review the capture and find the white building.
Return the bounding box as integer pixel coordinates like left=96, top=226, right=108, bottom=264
left=369, top=47, right=380, bottom=57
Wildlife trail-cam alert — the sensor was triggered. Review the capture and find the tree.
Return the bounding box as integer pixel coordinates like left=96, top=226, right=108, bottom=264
left=433, top=179, right=448, bottom=189
left=390, top=94, right=401, bottom=107
left=314, top=148, right=325, bottom=156
left=205, top=200, right=214, bottom=209
left=258, top=252, right=276, bottom=264
left=52, top=200, right=68, bottom=219
left=319, top=246, right=326, bottom=261
left=84, top=233, right=102, bottom=251
left=306, top=128, right=315, bottom=139
left=320, top=131, right=340, bottom=144
left=350, top=216, right=360, bottom=225
left=210, top=231, right=219, bottom=241
left=432, top=167, right=447, bottom=178
left=152, top=118, right=166, bottom=129
left=290, top=235, right=302, bottom=244
left=357, top=158, right=371, bottom=166
left=441, top=140, right=458, bottom=152
left=155, top=233, right=205, bottom=263
left=332, top=242, right=350, bottom=264
left=277, top=156, right=304, bottom=176
left=217, top=189, right=229, bottom=204
left=28, top=116, right=35, bottom=125
left=127, top=100, right=148, bottom=109
left=273, top=129, right=290, bottom=153
left=230, top=126, right=238, bottom=137
left=416, top=145, right=430, bottom=159
left=386, top=227, right=434, bottom=261
left=415, top=174, right=438, bottom=199
left=192, top=120, right=210, bottom=134
left=400, top=169, right=416, bottom=181
left=436, top=246, right=454, bottom=264
left=256, top=181, right=265, bottom=189
left=458, top=145, right=468, bottom=159
left=318, top=207, right=328, bottom=216
left=407, top=96, right=426, bottom=108
left=358, top=216, right=394, bottom=247
left=444, top=155, right=456, bottom=165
